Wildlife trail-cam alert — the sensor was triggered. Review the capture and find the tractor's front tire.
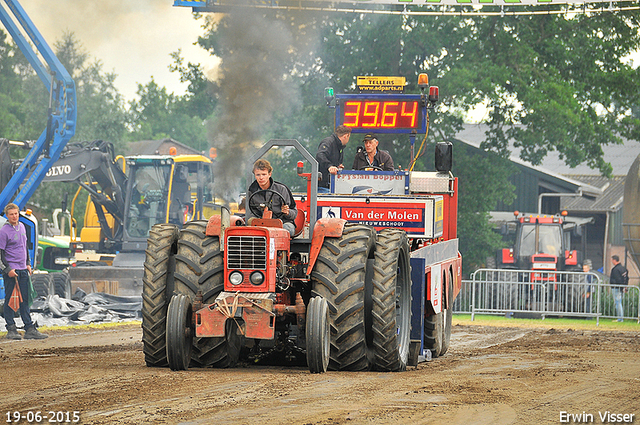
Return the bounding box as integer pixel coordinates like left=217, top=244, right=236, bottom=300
left=311, top=223, right=375, bottom=371
left=306, top=296, right=330, bottom=374
left=166, top=293, right=193, bottom=371
left=371, top=229, right=412, bottom=371
left=173, top=220, right=240, bottom=368
left=142, top=223, right=180, bottom=367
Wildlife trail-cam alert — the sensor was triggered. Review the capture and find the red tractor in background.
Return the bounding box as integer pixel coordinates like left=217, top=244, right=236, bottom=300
left=486, top=210, right=592, bottom=312
left=493, top=210, right=591, bottom=278
left=141, top=75, right=462, bottom=373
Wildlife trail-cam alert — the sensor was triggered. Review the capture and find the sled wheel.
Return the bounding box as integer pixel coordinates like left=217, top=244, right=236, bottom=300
left=306, top=297, right=330, bottom=374
left=424, top=267, right=453, bottom=357
left=166, top=293, right=193, bottom=371
left=439, top=269, right=453, bottom=356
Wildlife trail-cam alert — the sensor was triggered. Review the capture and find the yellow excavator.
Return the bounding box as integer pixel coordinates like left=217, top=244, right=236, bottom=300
left=43, top=140, right=219, bottom=295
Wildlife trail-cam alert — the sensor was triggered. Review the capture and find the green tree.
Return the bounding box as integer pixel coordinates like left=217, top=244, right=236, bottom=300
left=54, top=32, right=127, bottom=145
left=0, top=29, right=29, bottom=140
left=16, top=33, right=128, bottom=147
left=461, top=12, right=640, bottom=176
left=271, top=10, right=640, bottom=270
left=169, top=50, right=217, bottom=122
left=127, top=78, right=209, bottom=152
left=27, top=33, right=128, bottom=224
left=453, top=144, right=516, bottom=275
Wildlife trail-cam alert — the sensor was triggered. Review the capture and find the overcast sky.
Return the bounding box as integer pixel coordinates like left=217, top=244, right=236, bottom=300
left=5, top=1, right=638, bottom=108
left=11, top=0, right=216, bottom=101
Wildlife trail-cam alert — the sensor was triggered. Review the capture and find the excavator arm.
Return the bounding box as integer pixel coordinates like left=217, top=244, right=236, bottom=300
left=43, top=140, right=128, bottom=247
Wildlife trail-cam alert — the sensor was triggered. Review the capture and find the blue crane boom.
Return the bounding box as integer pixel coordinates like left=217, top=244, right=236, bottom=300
left=0, top=0, right=76, bottom=210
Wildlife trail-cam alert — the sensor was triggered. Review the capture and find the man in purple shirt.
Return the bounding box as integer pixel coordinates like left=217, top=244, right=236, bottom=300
left=1, top=203, right=47, bottom=339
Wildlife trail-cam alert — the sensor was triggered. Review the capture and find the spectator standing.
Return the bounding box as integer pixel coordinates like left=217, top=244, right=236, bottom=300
left=1, top=203, right=47, bottom=339
left=581, top=259, right=593, bottom=314
left=610, top=255, right=628, bottom=322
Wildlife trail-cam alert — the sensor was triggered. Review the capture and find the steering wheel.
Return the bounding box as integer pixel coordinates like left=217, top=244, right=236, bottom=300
left=248, top=189, right=288, bottom=219
left=358, top=165, right=383, bottom=171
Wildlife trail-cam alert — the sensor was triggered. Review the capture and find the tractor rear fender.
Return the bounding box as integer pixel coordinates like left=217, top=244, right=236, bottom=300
left=306, top=218, right=347, bottom=275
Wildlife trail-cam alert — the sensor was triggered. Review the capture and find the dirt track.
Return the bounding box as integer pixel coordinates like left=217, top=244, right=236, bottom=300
left=0, top=322, right=638, bottom=425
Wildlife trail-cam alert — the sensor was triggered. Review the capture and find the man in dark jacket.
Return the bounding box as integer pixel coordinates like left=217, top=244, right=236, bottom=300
left=247, top=159, right=298, bottom=237
left=316, top=125, right=352, bottom=192
left=610, top=255, right=629, bottom=322
left=352, top=133, right=394, bottom=171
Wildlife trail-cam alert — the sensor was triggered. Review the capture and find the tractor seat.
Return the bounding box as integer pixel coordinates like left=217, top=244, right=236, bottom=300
left=293, top=209, right=306, bottom=237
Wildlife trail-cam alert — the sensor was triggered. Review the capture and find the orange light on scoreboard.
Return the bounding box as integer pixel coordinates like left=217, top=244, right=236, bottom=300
left=341, top=100, right=421, bottom=130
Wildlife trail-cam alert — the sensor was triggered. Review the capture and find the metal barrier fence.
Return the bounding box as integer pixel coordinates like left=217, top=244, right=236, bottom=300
left=452, top=269, right=640, bottom=325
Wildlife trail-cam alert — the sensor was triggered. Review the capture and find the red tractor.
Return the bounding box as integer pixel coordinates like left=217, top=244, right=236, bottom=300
left=495, top=211, right=588, bottom=277
left=487, top=211, right=592, bottom=312
left=141, top=139, right=461, bottom=373
left=142, top=76, right=461, bottom=373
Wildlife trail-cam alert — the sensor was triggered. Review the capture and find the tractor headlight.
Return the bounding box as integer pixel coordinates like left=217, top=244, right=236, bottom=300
left=229, top=271, right=244, bottom=286
left=249, top=271, right=264, bottom=286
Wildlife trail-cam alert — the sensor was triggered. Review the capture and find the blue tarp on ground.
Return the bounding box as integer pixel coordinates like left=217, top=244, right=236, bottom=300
left=0, top=289, right=142, bottom=329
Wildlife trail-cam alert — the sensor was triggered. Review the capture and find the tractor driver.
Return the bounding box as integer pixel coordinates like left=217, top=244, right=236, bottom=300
left=247, top=159, right=298, bottom=237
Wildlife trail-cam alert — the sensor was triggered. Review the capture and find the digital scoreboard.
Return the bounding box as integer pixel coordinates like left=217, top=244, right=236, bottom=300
left=335, top=94, right=427, bottom=134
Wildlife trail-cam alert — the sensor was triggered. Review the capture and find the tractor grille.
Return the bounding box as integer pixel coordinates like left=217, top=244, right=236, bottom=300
left=227, top=236, right=267, bottom=270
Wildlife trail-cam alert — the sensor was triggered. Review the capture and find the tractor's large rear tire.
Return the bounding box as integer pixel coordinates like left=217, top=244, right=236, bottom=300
left=371, top=229, right=412, bottom=371
left=173, top=220, right=239, bottom=368
left=166, top=293, right=193, bottom=371
left=31, top=273, right=53, bottom=298
left=306, top=296, right=330, bottom=374
left=424, top=268, right=453, bottom=357
left=311, top=223, right=375, bottom=371
left=52, top=271, right=72, bottom=298
left=142, top=223, right=180, bottom=367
